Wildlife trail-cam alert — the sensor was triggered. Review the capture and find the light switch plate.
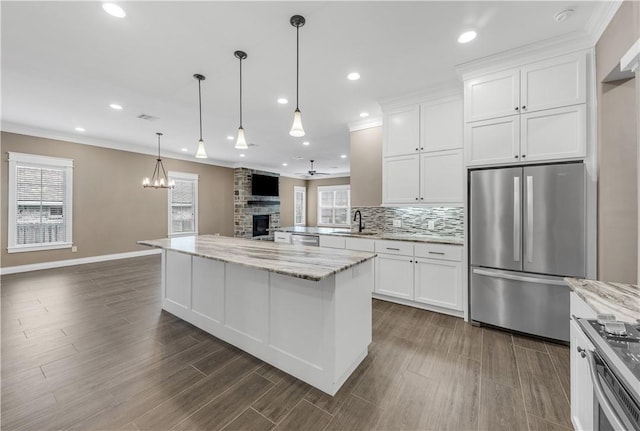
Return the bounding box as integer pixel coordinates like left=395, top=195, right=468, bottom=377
left=427, top=220, right=435, bottom=230
left=393, top=219, right=402, bottom=228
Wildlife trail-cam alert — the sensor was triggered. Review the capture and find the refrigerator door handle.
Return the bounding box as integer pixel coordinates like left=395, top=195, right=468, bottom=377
left=472, top=268, right=567, bottom=286
left=513, top=176, right=520, bottom=262
left=526, top=175, right=534, bottom=263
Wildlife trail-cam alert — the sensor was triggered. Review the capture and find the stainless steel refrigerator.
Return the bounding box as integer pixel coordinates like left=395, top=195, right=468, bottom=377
left=470, top=162, right=586, bottom=342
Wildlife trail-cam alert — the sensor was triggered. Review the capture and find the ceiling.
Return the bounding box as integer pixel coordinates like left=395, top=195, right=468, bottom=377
left=1, top=1, right=607, bottom=178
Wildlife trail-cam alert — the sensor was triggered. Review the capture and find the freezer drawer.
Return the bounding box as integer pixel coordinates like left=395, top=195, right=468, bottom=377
left=471, top=267, right=569, bottom=341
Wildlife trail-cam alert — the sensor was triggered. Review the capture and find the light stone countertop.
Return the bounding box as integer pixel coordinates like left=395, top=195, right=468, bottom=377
left=277, top=226, right=463, bottom=246
left=138, top=235, right=376, bottom=282
left=565, top=278, right=639, bottom=323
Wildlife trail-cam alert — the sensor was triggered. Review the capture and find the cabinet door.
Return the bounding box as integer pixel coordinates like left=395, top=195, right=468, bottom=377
left=414, top=259, right=462, bottom=311
left=570, top=320, right=594, bottom=431
left=465, top=116, right=520, bottom=166
left=421, top=98, right=463, bottom=152
left=520, top=104, right=586, bottom=162
left=375, top=253, right=414, bottom=299
left=420, top=149, right=463, bottom=204
left=520, top=53, right=586, bottom=113
left=318, top=235, right=346, bottom=249
left=383, top=155, right=420, bottom=204
left=383, top=105, right=420, bottom=157
left=465, top=69, right=520, bottom=122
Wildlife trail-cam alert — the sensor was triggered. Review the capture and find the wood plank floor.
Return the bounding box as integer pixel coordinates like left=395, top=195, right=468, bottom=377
left=1, top=255, right=571, bottom=431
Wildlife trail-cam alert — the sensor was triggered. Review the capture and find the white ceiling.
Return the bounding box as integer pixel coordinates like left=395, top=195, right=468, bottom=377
left=1, top=1, right=608, bottom=178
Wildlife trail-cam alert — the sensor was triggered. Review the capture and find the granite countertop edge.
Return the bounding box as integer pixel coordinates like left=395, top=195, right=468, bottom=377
left=565, top=277, right=639, bottom=323
left=138, top=238, right=376, bottom=282
left=277, top=227, right=464, bottom=246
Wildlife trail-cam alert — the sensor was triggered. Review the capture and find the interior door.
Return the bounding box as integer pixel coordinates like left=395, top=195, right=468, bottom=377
left=523, top=163, right=585, bottom=277
left=470, top=167, right=522, bottom=271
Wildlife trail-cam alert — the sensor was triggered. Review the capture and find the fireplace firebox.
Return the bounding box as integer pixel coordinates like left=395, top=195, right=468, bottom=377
left=253, top=215, right=270, bottom=237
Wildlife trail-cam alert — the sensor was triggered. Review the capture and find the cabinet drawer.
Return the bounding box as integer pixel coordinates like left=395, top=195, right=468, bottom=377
left=319, top=235, right=346, bottom=249
left=375, top=240, right=414, bottom=256
left=274, top=232, right=291, bottom=244
left=414, top=243, right=462, bottom=261
left=345, top=237, right=375, bottom=252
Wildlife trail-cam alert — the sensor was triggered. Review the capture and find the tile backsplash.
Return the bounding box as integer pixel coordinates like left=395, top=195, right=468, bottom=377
left=351, top=206, right=464, bottom=238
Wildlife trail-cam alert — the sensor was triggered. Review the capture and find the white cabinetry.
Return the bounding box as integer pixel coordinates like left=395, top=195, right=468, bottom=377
left=375, top=254, right=414, bottom=299
left=570, top=292, right=596, bottom=431
left=414, top=243, right=463, bottom=310
left=382, top=97, right=464, bottom=205
left=464, top=52, right=588, bottom=167
left=319, top=235, right=346, bottom=249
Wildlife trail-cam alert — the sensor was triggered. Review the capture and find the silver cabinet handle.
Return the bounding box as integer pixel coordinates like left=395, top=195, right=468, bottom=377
left=513, top=176, right=520, bottom=262
left=526, top=175, right=533, bottom=263
left=584, top=350, right=627, bottom=431
left=428, top=251, right=445, bottom=255
left=386, top=247, right=400, bottom=251
left=471, top=268, right=566, bottom=286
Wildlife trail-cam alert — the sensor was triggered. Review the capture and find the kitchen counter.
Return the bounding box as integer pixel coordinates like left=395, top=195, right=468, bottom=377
left=138, top=235, right=376, bottom=282
left=277, top=226, right=463, bottom=246
left=565, top=278, right=639, bottom=323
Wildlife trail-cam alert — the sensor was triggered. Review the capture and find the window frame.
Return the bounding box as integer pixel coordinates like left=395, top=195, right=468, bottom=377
left=167, top=171, right=199, bottom=237
left=7, top=152, right=74, bottom=253
left=317, top=184, right=351, bottom=228
left=293, top=186, right=306, bottom=226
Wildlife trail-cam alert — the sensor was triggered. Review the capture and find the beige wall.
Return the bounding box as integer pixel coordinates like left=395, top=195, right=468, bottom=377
left=596, top=0, right=640, bottom=283
left=306, top=177, right=350, bottom=227
left=279, top=176, right=308, bottom=227
left=1, top=132, right=234, bottom=268
left=350, top=126, right=382, bottom=207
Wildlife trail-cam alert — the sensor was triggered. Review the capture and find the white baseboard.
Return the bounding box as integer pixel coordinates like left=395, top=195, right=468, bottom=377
left=0, top=249, right=161, bottom=275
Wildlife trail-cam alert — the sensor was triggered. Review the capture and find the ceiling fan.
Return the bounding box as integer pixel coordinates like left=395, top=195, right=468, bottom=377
left=296, top=160, right=330, bottom=177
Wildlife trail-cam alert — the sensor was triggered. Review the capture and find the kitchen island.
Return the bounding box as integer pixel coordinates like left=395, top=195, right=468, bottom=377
left=138, top=235, right=376, bottom=395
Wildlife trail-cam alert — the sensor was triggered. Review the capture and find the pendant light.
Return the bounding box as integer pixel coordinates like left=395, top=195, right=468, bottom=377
left=193, top=73, right=208, bottom=158
left=234, top=50, right=248, bottom=150
left=289, top=15, right=306, bottom=137
left=142, top=133, right=175, bottom=189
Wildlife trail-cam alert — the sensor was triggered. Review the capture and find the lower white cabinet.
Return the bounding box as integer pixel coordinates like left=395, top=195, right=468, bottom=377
left=414, top=258, right=462, bottom=310
left=375, top=253, right=414, bottom=300
left=319, top=235, right=346, bottom=249
left=570, top=319, right=594, bottom=431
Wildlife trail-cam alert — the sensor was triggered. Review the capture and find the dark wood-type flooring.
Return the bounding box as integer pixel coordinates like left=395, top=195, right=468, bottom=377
left=1, top=255, right=571, bottom=430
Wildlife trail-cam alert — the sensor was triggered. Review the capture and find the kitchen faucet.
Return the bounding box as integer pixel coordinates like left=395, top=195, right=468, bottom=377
left=353, top=210, right=365, bottom=233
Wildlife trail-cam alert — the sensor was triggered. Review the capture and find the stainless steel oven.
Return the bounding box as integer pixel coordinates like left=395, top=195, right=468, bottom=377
left=577, top=318, right=640, bottom=431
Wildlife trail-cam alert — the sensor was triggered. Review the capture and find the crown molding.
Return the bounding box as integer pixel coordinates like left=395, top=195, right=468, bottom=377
left=585, top=0, right=623, bottom=46
left=378, top=85, right=462, bottom=112
left=621, top=38, right=640, bottom=73
left=455, top=32, right=594, bottom=80
left=232, top=161, right=350, bottom=180
left=1, top=121, right=236, bottom=168
left=348, top=118, right=382, bottom=132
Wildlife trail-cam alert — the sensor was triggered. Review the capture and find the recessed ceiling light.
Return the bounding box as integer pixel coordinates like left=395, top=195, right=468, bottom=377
left=74, top=127, right=85, bottom=132
left=102, top=3, right=126, bottom=18
left=109, top=103, right=123, bottom=110
left=227, top=135, right=234, bottom=140
left=282, top=163, right=288, bottom=167
left=340, top=154, right=347, bottom=159
left=554, top=8, right=575, bottom=22
left=239, top=153, right=246, bottom=158
left=277, top=98, right=288, bottom=105
left=457, top=31, right=477, bottom=44
left=347, top=72, right=360, bottom=81
left=302, top=141, right=310, bottom=146
left=181, top=148, right=188, bottom=152
left=360, top=112, right=369, bottom=118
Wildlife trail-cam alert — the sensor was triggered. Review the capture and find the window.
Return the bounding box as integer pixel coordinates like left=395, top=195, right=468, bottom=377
left=317, top=185, right=350, bottom=227
left=294, top=186, right=306, bottom=226
left=8, top=152, right=73, bottom=253
left=168, top=171, right=198, bottom=236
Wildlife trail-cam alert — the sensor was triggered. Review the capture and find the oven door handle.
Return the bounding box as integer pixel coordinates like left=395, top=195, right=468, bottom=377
left=584, top=349, right=627, bottom=431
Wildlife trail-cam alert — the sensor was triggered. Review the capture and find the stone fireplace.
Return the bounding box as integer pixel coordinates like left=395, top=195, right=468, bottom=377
left=234, top=168, right=280, bottom=240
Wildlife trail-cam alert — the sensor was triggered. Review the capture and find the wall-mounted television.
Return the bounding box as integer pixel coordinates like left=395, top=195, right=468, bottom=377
left=251, top=174, right=279, bottom=196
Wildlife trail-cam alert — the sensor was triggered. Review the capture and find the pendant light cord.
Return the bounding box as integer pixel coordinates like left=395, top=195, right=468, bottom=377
left=157, top=134, right=161, bottom=159
left=239, top=57, right=243, bottom=128
left=296, top=25, right=300, bottom=110
left=198, top=79, right=203, bottom=140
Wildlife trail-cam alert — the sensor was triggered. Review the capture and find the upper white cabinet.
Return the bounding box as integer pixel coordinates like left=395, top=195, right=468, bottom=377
left=382, top=96, right=464, bottom=205
left=464, top=52, right=588, bottom=167
left=465, top=69, right=520, bottom=122
left=383, top=105, right=420, bottom=157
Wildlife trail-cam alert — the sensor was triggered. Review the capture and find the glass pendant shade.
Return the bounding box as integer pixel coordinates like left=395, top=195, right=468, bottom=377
left=195, top=139, right=207, bottom=158
left=289, top=108, right=305, bottom=137
left=235, top=127, right=248, bottom=149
